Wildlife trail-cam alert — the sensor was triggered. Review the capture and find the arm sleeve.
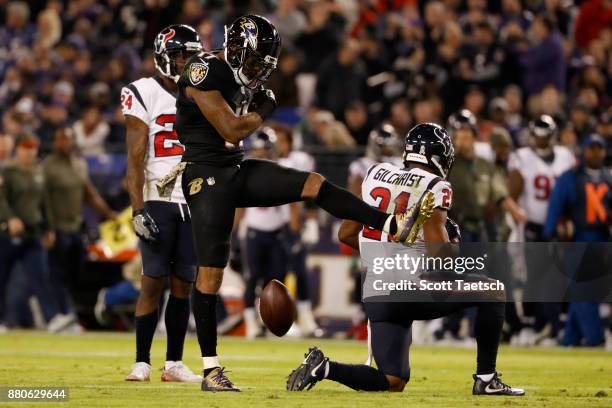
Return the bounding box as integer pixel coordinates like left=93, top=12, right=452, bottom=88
left=544, top=170, right=571, bottom=238
left=120, top=83, right=149, bottom=124
left=432, top=180, right=453, bottom=211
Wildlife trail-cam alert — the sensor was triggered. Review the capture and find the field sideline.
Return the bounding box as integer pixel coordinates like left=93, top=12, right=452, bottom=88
left=0, top=331, right=610, bottom=407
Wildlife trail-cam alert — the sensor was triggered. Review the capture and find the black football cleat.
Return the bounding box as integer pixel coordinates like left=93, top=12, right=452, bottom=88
left=286, top=347, right=326, bottom=391
left=472, top=373, right=525, bottom=396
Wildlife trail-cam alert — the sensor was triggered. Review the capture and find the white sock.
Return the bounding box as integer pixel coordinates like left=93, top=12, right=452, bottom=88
left=477, top=373, right=495, bottom=382
left=165, top=360, right=181, bottom=370
left=297, top=301, right=312, bottom=314
left=203, top=356, right=220, bottom=370
left=382, top=215, right=393, bottom=234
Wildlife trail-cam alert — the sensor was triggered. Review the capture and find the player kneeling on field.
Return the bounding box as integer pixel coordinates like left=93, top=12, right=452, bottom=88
left=286, top=123, right=525, bottom=396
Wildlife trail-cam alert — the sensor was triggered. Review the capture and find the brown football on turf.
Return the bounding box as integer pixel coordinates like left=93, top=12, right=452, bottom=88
left=259, top=279, right=296, bottom=337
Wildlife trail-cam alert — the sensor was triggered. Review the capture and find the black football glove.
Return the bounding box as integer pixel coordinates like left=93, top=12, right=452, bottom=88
left=132, top=208, right=160, bottom=243
left=445, top=217, right=461, bottom=243
left=249, top=88, right=277, bottom=121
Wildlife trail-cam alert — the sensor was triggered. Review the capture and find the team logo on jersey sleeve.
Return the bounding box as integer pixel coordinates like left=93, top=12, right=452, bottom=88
left=188, top=62, right=208, bottom=85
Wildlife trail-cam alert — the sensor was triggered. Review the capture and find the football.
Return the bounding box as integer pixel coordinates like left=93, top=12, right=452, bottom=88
left=259, top=279, right=297, bottom=337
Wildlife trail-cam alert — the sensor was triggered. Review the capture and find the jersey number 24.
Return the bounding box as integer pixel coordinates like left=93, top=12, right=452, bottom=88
left=153, top=114, right=184, bottom=157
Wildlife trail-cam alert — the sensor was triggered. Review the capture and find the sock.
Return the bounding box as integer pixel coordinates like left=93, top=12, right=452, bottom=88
left=244, top=307, right=257, bottom=322
left=135, top=310, right=159, bottom=364
left=192, top=289, right=218, bottom=370
left=474, top=302, right=504, bottom=374
left=297, top=301, right=311, bottom=314
left=314, top=180, right=396, bottom=234
left=203, top=356, right=220, bottom=377
left=476, top=373, right=495, bottom=382
left=326, top=361, right=390, bottom=391
left=165, top=295, right=190, bottom=362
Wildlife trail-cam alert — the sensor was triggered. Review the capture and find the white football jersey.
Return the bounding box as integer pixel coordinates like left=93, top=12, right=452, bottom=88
left=359, top=163, right=452, bottom=246
left=508, top=146, right=575, bottom=224
left=121, top=77, right=185, bottom=203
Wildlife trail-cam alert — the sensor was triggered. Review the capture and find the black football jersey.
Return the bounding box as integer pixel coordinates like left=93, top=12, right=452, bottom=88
left=176, top=52, right=251, bottom=166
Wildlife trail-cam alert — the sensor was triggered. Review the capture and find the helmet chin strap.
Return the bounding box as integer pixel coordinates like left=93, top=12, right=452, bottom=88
left=431, top=157, right=447, bottom=178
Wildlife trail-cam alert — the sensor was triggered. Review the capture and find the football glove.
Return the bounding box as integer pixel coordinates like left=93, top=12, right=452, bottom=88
left=132, top=209, right=160, bottom=243
left=249, top=88, right=277, bottom=121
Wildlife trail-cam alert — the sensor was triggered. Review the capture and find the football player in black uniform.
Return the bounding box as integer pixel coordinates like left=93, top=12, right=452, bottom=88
left=172, top=15, right=415, bottom=391
left=286, top=123, right=525, bottom=396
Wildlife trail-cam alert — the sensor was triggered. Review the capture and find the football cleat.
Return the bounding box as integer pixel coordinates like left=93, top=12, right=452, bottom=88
left=393, top=190, right=435, bottom=244
left=161, top=362, right=202, bottom=383
left=201, top=367, right=240, bottom=392
left=125, top=362, right=151, bottom=382
left=286, top=347, right=326, bottom=391
left=472, top=373, right=525, bottom=396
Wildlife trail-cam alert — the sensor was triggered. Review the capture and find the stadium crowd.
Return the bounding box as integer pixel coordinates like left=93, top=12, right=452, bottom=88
left=0, top=0, right=611, bottom=347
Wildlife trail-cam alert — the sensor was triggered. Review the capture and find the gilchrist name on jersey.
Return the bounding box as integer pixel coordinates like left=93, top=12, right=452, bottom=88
left=359, top=162, right=452, bottom=244
left=121, top=77, right=186, bottom=203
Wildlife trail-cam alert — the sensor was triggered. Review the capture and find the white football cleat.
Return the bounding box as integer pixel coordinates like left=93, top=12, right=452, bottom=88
left=125, top=362, right=151, bottom=381
left=47, top=314, right=77, bottom=333
left=161, top=362, right=202, bottom=383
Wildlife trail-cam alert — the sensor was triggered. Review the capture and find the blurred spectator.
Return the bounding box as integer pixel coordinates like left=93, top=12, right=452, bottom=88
left=388, top=97, right=412, bottom=138
left=43, top=127, right=115, bottom=327
left=271, top=0, right=307, bottom=48
left=447, top=111, right=504, bottom=241
left=295, top=1, right=339, bottom=74
left=0, top=133, right=57, bottom=329
left=545, top=134, right=610, bottom=347
left=267, top=51, right=300, bottom=107
left=310, top=110, right=356, bottom=149
left=0, top=1, right=35, bottom=56
left=315, top=38, right=366, bottom=119
left=456, top=19, right=503, bottom=92
left=73, top=105, right=109, bottom=156
left=0, top=134, right=14, bottom=167
left=574, top=0, right=612, bottom=49
left=597, top=112, right=612, bottom=166
left=343, top=100, right=372, bottom=146
left=490, top=126, right=527, bottom=241
left=569, top=103, right=596, bottom=141
left=519, top=14, right=566, bottom=96
left=35, top=7, right=61, bottom=49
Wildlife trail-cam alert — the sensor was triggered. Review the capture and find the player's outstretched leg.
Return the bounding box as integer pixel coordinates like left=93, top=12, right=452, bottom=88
left=287, top=347, right=397, bottom=392
left=301, top=174, right=419, bottom=243
left=192, top=267, right=240, bottom=392
left=471, top=302, right=525, bottom=396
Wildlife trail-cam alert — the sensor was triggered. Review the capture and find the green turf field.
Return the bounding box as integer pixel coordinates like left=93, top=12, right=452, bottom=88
left=0, top=331, right=610, bottom=407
